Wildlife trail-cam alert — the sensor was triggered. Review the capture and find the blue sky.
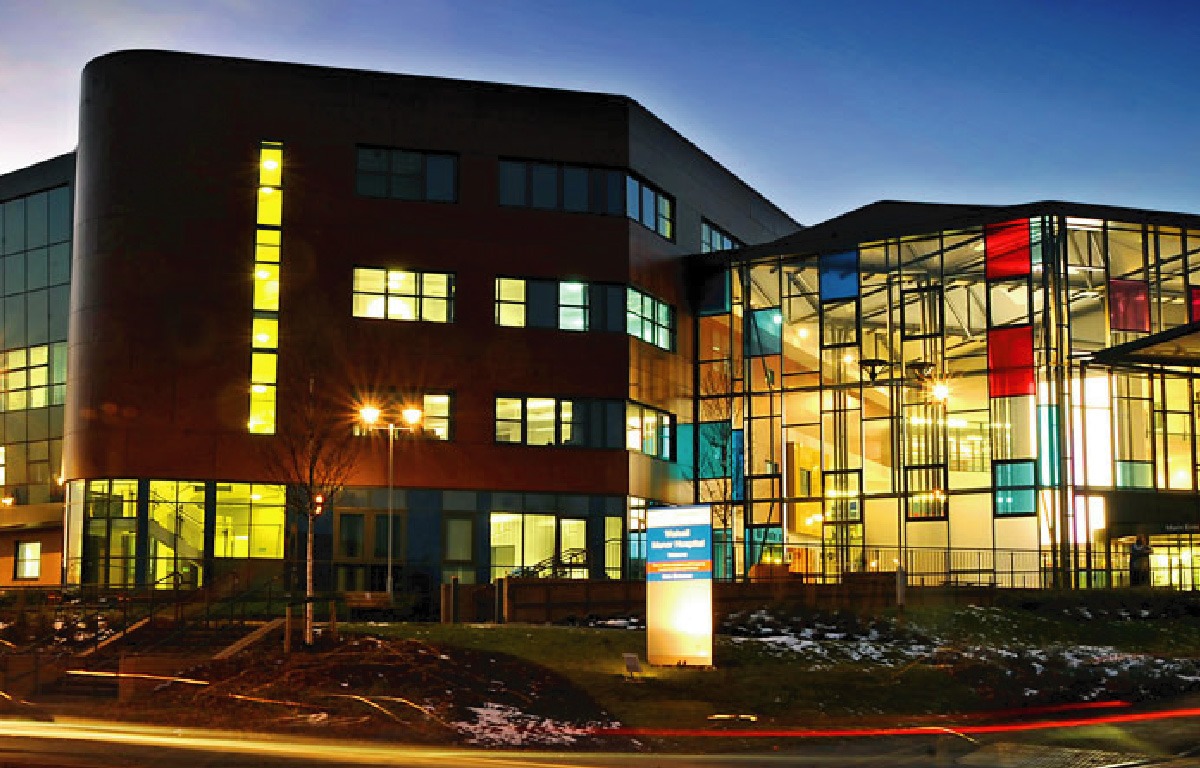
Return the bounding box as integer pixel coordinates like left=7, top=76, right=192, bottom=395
left=1, top=0, right=1198, bottom=223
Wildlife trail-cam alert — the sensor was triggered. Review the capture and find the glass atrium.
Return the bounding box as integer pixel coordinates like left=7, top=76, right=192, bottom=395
left=696, top=205, right=1200, bottom=589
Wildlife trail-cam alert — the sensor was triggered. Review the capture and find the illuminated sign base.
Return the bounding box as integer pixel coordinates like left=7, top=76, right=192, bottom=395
left=646, top=505, right=713, bottom=667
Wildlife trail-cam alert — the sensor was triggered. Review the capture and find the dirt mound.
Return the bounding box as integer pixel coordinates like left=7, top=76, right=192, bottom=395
left=135, top=635, right=620, bottom=747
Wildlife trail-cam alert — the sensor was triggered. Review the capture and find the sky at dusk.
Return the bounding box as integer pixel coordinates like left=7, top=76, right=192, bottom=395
left=1, top=0, right=1199, bottom=224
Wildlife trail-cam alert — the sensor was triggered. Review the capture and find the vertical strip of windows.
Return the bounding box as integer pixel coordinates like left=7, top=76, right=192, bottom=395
left=249, top=141, right=283, bottom=434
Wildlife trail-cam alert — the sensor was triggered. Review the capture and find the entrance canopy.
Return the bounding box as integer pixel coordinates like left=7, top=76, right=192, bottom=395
left=1088, top=320, right=1200, bottom=375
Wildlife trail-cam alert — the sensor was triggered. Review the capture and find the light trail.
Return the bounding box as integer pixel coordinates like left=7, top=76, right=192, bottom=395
left=0, top=717, right=606, bottom=768
left=598, top=706, right=1200, bottom=739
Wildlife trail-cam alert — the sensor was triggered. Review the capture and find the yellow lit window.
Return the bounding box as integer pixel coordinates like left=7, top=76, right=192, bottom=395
left=253, top=264, right=280, bottom=311
left=495, top=278, right=526, bottom=327
left=421, top=297, right=448, bottom=322
left=252, top=317, right=278, bottom=349
left=257, top=187, right=282, bottom=227
left=248, top=385, right=277, bottom=434
left=422, top=393, right=452, bottom=440
left=388, top=270, right=417, bottom=294
left=250, top=352, right=277, bottom=384
left=259, top=146, right=283, bottom=187
left=255, top=229, right=280, bottom=263
left=351, top=267, right=454, bottom=323
left=353, top=294, right=385, bottom=318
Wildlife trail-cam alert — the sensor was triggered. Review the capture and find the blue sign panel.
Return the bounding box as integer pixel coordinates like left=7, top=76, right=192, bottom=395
left=646, top=508, right=713, bottom=582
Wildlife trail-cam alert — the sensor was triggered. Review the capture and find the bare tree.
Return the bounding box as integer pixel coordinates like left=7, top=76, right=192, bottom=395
left=259, top=303, right=362, bottom=646
left=695, top=360, right=740, bottom=580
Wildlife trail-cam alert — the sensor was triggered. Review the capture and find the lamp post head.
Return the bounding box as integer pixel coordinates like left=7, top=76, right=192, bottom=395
left=359, top=405, right=381, bottom=425
left=401, top=407, right=423, bottom=427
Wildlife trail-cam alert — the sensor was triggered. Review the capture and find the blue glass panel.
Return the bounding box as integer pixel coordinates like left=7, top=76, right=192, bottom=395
left=819, top=250, right=859, bottom=300
left=746, top=307, right=783, bottom=356
left=732, top=429, right=744, bottom=501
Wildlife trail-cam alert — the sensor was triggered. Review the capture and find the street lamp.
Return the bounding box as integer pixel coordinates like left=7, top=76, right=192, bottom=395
left=360, top=403, right=422, bottom=602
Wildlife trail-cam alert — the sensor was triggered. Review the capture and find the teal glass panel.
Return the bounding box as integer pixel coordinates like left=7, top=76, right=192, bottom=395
left=713, top=528, right=734, bottom=580
left=995, top=488, right=1036, bottom=516
left=673, top=423, right=694, bottom=482
left=46, top=187, right=70, bottom=244
left=746, top=307, right=783, bottom=356
left=744, top=526, right=783, bottom=569
left=1038, top=405, right=1061, bottom=487
left=1116, top=460, right=1154, bottom=489
left=994, top=460, right=1036, bottom=488
left=698, top=421, right=733, bottom=479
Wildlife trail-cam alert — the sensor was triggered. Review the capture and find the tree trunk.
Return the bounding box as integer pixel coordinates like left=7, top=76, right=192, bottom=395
left=305, top=511, right=314, bottom=645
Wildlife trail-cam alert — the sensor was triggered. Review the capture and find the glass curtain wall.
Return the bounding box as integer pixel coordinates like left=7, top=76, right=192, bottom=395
left=705, top=215, right=1200, bottom=588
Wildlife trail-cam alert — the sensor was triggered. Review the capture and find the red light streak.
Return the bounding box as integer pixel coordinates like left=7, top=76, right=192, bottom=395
left=596, top=705, right=1200, bottom=740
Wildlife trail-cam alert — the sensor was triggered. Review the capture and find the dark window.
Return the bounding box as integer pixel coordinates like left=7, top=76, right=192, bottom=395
left=498, top=161, right=527, bottom=206
left=500, top=160, right=629, bottom=218
left=373, top=514, right=403, bottom=559
left=530, top=163, right=558, bottom=209
left=356, top=146, right=458, bottom=202
left=340, top=514, right=364, bottom=558
left=625, top=175, right=674, bottom=240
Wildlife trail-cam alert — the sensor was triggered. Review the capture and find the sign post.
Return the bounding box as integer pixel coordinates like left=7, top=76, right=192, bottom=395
left=646, top=505, right=713, bottom=666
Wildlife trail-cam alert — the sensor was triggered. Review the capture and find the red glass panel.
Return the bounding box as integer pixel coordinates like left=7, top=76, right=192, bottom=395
left=1190, top=287, right=1200, bottom=323
left=985, top=220, right=1031, bottom=280
left=987, top=325, right=1035, bottom=397
left=1109, top=279, right=1150, bottom=332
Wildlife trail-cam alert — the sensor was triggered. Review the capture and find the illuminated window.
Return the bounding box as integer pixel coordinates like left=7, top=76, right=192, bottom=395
left=495, top=278, right=526, bottom=327
left=901, top=286, right=942, bottom=338
left=495, top=397, right=524, bottom=443
left=422, top=393, right=452, bottom=440
left=625, top=402, right=673, bottom=460
left=356, top=146, right=457, bottom=202
left=0, top=344, right=63, bottom=412
left=249, top=141, right=283, bottom=435
left=906, top=464, right=947, bottom=520
left=626, top=287, right=674, bottom=351
left=352, top=267, right=454, bottom=323
left=701, top=220, right=741, bottom=253
left=214, top=483, right=285, bottom=559
left=625, top=175, right=674, bottom=239
left=558, top=282, right=588, bottom=331
left=14, top=541, right=40, bottom=579
left=494, top=396, right=634, bottom=450
left=495, top=277, right=605, bottom=331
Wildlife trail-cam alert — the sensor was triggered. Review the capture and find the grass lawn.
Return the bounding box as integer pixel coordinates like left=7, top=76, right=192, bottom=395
left=344, top=594, right=1200, bottom=729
